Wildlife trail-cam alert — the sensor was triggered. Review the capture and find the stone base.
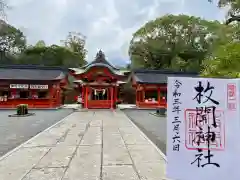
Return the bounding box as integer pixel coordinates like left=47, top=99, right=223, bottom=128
left=8, top=113, right=36, bottom=117
left=149, top=112, right=166, bottom=117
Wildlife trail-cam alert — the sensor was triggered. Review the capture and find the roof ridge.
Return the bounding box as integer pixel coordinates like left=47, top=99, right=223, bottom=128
left=81, top=50, right=119, bottom=70
left=133, top=69, right=198, bottom=75
left=0, top=65, right=67, bottom=71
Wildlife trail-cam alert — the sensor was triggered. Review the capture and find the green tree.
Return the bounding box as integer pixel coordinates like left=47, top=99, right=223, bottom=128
left=17, top=44, right=87, bottom=67
left=209, top=0, right=240, bottom=12
left=201, top=42, right=240, bottom=78
left=208, top=0, right=240, bottom=24
left=35, top=40, right=46, bottom=47
left=0, top=0, right=8, bottom=20
left=0, top=20, right=26, bottom=54
left=62, top=32, right=87, bottom=62
left=129, top=14, right=224, bottom=72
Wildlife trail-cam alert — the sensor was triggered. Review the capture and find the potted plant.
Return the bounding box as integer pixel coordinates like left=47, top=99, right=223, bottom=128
left=156, top=108, right=166, bottom=116
left=17, top=104, right=28, bottom=115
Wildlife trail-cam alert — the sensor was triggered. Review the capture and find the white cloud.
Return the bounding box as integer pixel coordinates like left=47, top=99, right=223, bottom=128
left=5, top=0, right=226, bottom=66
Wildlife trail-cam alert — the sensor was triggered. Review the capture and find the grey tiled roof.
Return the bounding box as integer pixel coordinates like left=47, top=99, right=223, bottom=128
left=0, top=65, right=67, bottom=80
left=81, top=50, right=119, bottom=70
left=133, top=69, right=198, bottom=84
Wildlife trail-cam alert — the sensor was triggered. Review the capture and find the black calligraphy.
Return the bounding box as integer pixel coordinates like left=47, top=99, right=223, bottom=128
left=191, top=80, right=220, bottom=168
left=172, top=80, right=182, bottom=152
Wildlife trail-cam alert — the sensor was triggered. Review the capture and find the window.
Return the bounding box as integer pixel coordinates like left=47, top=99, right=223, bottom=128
left=0, top=90, right=9, bottom=97
left=145, top=90, right=158, bottom=101
left=160, top=91, right=167, bottom=100
left=19, top=91, right=29, bottom=98
left=37, top=91, right=48, bottom=98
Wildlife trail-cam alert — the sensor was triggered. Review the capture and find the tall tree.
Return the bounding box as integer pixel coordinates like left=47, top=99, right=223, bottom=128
left=211, top=0, right=240, bottom=12
left=129, top=14, right=224, bottom=72
left=0, top=20, right=26, bottom=54
left=0, top=0, right=7, bottom=20
left=35, top=40, right=46, bottom=47
left=208, top=0, right=240, bottom=24
left=62, top=32, right=87, bottom=63
left=17, top=44, right=87, bottom=67
left=201, top=42, right=240, bottom=78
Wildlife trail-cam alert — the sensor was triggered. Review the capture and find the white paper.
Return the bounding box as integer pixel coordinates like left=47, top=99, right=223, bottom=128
left=167, top=77, right=240, bottom=180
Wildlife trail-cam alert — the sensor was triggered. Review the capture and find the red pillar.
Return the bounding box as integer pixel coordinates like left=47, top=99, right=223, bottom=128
left=114, top=86, right=117, bottom=102
left=135, top=86, right=138, bottom=106
left=85, top=86, right=88, bottom=109
left=157, top=87, right=160, bottom=107
left=111, top=86, right=114, bottom=109
left=81, top=85, right=84, bottom=107
left=136, top=90, right=138, bottom=106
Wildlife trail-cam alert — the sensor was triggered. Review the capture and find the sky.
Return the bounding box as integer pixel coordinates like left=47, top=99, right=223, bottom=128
left=6, top=0, right=226, bottom=66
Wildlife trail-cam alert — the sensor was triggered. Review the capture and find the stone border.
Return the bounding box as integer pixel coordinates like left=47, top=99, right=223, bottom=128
left=0, top=111, right=74, bottom=161
left=119, top=110, right=167, bottom=161
left=8, top=113, right=35, bottom=117
left=149, top=112, right=166, bottom=117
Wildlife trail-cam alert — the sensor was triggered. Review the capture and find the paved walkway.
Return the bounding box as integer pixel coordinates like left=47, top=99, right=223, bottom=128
left=0, top=110, right=167, bottom=180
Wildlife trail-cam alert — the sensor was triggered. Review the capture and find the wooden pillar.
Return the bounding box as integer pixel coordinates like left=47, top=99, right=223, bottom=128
left=81, top=85, right=84, bottom=107
left=114, top=86, right=117, bottom=102
left=85, top=86, right=88, bottom=109
left=136, top=90, right=138, bottom=105
left=158, top=87, right=161, bottom=107
left=135, top=87, right=138, bottom=106
left=143, top=85, right=145, bottom=101
left=111, top=86, right=114, bottom=109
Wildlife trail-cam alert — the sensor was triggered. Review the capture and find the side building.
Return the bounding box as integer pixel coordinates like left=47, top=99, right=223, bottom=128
left=0, top=65, right=68, bottom=108
left=131, top=69, right=198, bottom=109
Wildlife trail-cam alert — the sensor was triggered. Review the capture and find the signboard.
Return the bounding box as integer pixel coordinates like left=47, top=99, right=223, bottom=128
left=30, top=84, right=48, bottom=89
left=167, top=77, right=240, bottom=180
left=10, top=84, right=28, bottom=89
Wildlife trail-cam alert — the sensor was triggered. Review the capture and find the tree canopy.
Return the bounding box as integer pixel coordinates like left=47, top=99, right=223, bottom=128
left=0, top=20, right=87, bottom=67
left=0, top=20, right=26, bottom=53
left=201, top=42, right=240, bottom=78
left=17, top=44, right=87, bottom=67
left=129, top=14, right=225, bottom=72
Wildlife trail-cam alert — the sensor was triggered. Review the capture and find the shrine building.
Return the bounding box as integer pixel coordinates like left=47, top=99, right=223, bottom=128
left=131, top=69, right=198, bottom=109
left=0, top=65, right=68, bottom=109
left=69, top=50, right=129, bottom=109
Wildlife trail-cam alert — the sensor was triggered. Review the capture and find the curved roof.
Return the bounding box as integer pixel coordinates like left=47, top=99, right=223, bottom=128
left=81, top=50, right=119, bottom=70
left=69, top=64, right=128, bottom=76
left=69, top=50, right=130, bottom=76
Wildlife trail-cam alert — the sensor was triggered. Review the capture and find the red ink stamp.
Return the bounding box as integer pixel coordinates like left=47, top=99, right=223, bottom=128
left=184, top=109, right=225, bottom=151
left=227, top=83, right=236, bottom=110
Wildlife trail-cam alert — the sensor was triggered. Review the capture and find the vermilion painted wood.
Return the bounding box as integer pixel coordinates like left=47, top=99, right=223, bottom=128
left=71, top=67, right=119, bottom=109
left=0, top=78, right=67, bottom=109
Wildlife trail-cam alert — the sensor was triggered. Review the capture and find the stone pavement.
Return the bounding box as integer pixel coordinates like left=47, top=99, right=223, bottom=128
left=0, top=110, right=167, bottom=180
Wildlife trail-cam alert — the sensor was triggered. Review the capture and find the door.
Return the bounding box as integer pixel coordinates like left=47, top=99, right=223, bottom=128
left=87, top=87, right=111, bottom=108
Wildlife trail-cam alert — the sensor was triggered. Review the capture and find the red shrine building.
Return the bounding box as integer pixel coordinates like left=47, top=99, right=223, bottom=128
left=131, top=69, right=198, bottom=109
left=69, top=50, right=129, bottom=109
left=0, top=65, right=68, bottom=108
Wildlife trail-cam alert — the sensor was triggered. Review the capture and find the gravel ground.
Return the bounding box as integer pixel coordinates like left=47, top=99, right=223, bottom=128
left=0, top=109, right=73, bottom=157
left=123, top=109, right=167, bottom=154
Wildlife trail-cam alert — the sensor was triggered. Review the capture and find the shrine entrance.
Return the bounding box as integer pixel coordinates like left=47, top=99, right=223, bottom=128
left=90, top=87, right=109, bottom=100
left=69, top=50, right=128, bottom=109
left=84, top=85, right=116, bottom=109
